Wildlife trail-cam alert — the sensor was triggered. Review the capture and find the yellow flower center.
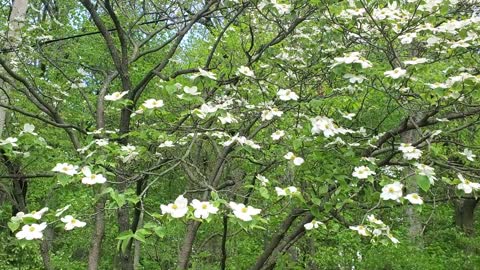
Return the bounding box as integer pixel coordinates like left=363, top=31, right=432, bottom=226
left=71, top=219, right=77, bottom=224
left=202, top=204, right=208, bottom=210
left=388, top=187, right=395, bottom=193
left=172, top=204, right=178, bottom=210
left=29, top=226, right=35, bottom=232
left=241, top=207, right=248, bottom=213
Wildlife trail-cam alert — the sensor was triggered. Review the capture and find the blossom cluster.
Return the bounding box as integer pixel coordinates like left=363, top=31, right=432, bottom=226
left=350, top=214, right=399, bottom=244
left=160, top=195, right=261, bottom=222
left=380, top=181, right=423, bottom=205
left=310, top=116, right=352, bottom=138
left=12, top=206, right=86, bottom=241
left=52, top=163, right=107, bottom=185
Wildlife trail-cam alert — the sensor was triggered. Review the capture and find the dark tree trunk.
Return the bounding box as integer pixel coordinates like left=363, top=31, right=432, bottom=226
left=2, top=155, right=28, bottom=215
left=116, top=178, right=133, bottom=270
left=177, top=221, right=201, bottom=269
left=88, top=197, right=106, bottom=270
left=455, top=198, right=478, bottom=236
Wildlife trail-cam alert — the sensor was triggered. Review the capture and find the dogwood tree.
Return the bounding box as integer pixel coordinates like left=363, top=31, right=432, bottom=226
left=1, top=0, right=480, bottom=269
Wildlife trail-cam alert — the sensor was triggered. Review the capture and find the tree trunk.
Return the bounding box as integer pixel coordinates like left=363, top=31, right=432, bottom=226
left=133, top=206, right=144, bottom=270
left=177, top=221, right=201, bottom=269
left=3, top=0, right=29, bottom=216
left=40, top=227, right=54, bottom=270
left=1, top=0, right=28, bottom=136
left=401, top=118, right=423, bottom=242
left=455, top=198, right=478, bottom=236
left=88, top=198, right=106, bottom=270
left=250, top=209, right=305, bottom=270
left=116, top=188, right=133, bottom=270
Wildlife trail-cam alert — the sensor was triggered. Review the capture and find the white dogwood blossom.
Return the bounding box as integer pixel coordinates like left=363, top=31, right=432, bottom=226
left=349, top=225, right=370, bottom=236
left=218, top=113, right=238, bottom=125
left=284, top=152, right=304, bottom=166
left=184, top=86, right=200, bottom=95
left=16, top=222, right=47, bottom=240
left=275, top=186, right=298, bottom=197
left=105, top=91, right=128, bottom=101
left=271, top=130, right=285, bottom=140
left=404, top=193, right=423, bottom=205
left=404, top=58, right=428, bottom=66
left=223, top=135, right=261, bottom=149
left=384, top=68, right=407, bottom=79
left=457, top=174, right=480, bottom=194
left=261, top=107, right=283, bottom=121
left=415, top=163, right=436, bottom=184
left=352, top=166, right=376, bottom=179
left=191, top=67, right=217, bottom=80
left=52, top=163, right=79, bottom=176
left=256, top=174, right=269, bottom=186
left=380, top=182, right=403, bottom=201
left=343, top=74, right=366, bottom=84
left=142, top=99, right=164, bottom=109
left=0, top=137, right=18, bottom=147
left=277, top=89, right=299, bottom=101
left=161, top=195, right=189, bottom=218
left=61, top=215, right=87, bottom=230
left=229, top=202, right=261, bottom=221
left=398, top=143, right=422, bottom=160
left=310, top=116, right=339, bottom=137
left=20, top=123, right=38, bottom=136
left=190, top=200, right=219, bottom=219
left=16, top=207, right=49, bottom=221
left=304, top=220, right=323, bottom=230
left=81, top=167, right=107, bottom=185
left=237, top=66, right=255, bottom=77
left=460, top=148, right=476, bottom=161
left=332, top=52, right=372, bottom=68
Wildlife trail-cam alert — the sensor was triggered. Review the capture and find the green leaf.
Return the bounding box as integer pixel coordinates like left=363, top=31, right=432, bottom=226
left=416, top=175, right=431, bottom=192
left=100, top=187, right=114, bottom=196
left=259, top=187, right=270, bottom=199
left=57, top=174, right=73, bottom=186
left=211, top=191, right=219, bottom=200
left=110, top=190, right=126, bottom=207
left=311, top=197, right=321, bottom=205
left=8, top=221, right=19, bottom=232
left=21, top=217, right=37, bottom=224
left=154, top=227, right=166, bottom=238
left=133, top=232, right=146, bottom=243
left=116, top=230, right=134, bottom=240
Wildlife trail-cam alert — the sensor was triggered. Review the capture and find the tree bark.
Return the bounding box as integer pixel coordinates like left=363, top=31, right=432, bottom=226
left=0, top=0, right=28, bottom=137
left=87, top=71, right=113, bottom=270
left=2, top=0, right=29, bottom=216
left=88, top=197, right=106, bottom=270
left=261, top=213, right=313, bottom=270
left=177, top=221, right=201, bottom=269
left=401, top=118, right=423, bottom=241
left=220, top=214, right=228, bottom=270
left=133, top=208, right=144, bottom=269
left=40, top=227, right=54, bottom=270
left=250, top=209, right=305, bottom=270
left=455, top=198, right=478, bottom=236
